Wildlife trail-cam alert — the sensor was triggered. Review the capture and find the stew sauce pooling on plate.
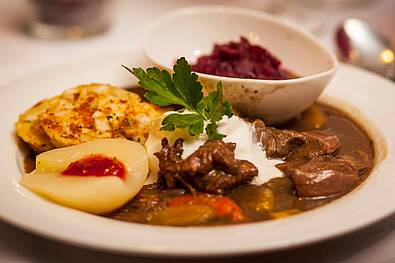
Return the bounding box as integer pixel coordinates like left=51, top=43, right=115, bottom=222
left=107, top=104, right=374, bottom=226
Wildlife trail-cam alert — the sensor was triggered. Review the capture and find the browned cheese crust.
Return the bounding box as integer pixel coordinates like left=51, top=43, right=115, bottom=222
left=17, top=84, right=164, bottom=151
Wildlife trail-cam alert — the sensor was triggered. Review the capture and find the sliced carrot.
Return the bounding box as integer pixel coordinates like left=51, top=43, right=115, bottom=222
left=167, top=195, right=196, bottom=206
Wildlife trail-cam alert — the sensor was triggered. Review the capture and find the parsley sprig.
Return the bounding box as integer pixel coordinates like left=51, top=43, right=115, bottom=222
left=122, top=57, right=233, bottom=140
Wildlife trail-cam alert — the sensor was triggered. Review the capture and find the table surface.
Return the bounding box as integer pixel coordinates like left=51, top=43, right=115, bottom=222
left=0, top=0, right=394, bottom=262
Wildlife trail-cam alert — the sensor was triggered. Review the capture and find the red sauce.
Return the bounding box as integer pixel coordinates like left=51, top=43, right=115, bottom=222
left=62, top=154, right=126, bottom=179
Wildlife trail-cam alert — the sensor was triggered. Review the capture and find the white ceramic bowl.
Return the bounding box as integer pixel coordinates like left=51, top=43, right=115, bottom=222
left=143, top=6, right=338, bottom=124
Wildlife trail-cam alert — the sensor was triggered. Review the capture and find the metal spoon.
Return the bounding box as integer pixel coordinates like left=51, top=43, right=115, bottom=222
left=336, top=18, right=395, bottom=80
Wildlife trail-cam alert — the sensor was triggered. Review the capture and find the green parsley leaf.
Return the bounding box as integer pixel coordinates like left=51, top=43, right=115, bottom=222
left=122, top=66, right=187, bottom=107
left=123, top=57, right=233, bottom=140
left=173, top=57, right=203, bottom=109
left=161, top=113, right=204, bottom=136
left=205, top=122, right=226, bottom=140
left=197, top=82, right=233, bottom=122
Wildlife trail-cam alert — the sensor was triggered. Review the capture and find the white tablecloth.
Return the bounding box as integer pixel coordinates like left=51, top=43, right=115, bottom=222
left=0, top=0, right=394, bottom=262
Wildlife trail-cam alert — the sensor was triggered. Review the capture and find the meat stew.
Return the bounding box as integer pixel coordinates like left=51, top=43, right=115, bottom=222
left=107, top=103, right=374, bottom=226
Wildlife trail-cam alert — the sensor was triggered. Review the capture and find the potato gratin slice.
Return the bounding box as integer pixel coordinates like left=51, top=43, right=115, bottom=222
left=16, top=84, right=165, bottom=152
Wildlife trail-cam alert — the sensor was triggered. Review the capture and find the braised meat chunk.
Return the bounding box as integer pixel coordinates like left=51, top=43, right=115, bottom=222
left=287, top=130, right=341, bottom=161
left=253, top=119, right=366, bottom=198
left=253, top=120, right=341, bottom=160
left=276, top=156, right=370, bottom=197
left=253, top=120, right=305, bottom=158
left=155, top=138, right=258, bottom=194
left=154, top=138, right=185, bottom=189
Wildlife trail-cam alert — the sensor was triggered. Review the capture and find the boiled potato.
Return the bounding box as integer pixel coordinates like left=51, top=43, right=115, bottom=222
left=21, top=139, right=148, bottom=214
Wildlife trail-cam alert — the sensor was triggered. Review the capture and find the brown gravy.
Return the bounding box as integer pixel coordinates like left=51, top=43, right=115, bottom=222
left=107, top=103, right=374, bottom=226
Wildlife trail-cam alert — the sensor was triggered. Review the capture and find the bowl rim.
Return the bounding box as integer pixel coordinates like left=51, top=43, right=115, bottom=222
left=142, top=5, right=339, bottom=85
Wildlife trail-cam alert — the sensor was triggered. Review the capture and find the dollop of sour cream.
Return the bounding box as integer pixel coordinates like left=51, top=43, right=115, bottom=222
left=181, top=115, right=283, bottom=185
left=145, top=112, right=283, bottom=185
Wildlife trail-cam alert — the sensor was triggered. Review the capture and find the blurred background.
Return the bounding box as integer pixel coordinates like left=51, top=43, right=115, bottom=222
left=0, top=0, right=394, bottom=87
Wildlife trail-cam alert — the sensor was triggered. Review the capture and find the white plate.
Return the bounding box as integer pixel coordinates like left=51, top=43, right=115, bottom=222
left=0, top=50, right=394, bottom=257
